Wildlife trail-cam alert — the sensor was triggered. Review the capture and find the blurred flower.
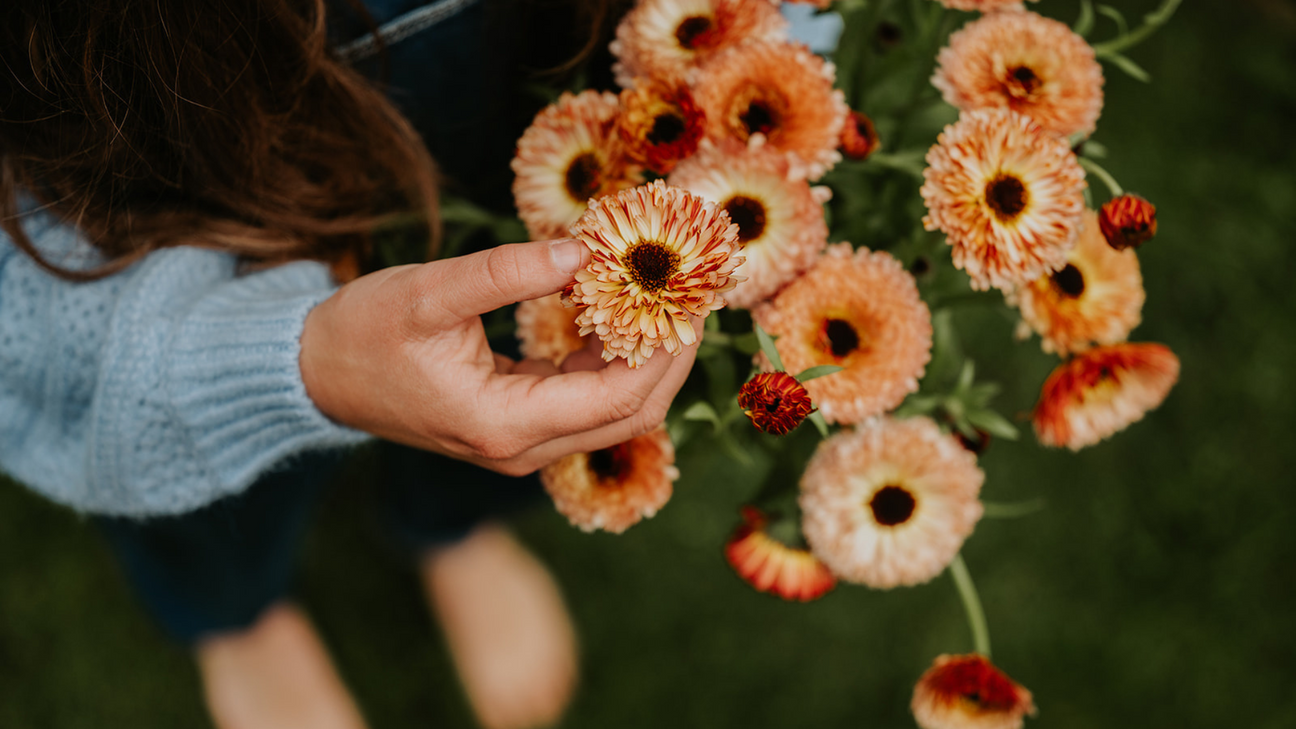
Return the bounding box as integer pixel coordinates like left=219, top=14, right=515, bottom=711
left=515, top=293, right=587, bottom=366
left=922, top=108, right=1086, bottom=291
left=800, top=417, right=984, bottom=588
left=617, top=80, right=707, bottom=175
left=725, top=506, right=837, bottom=601
left=738, top=372, right=815, bottom=435
left=933, top=9, right=1103, bottom=139
left=935, top=0, right=1037, bottom=11
left=668, top=141, right=830, bottom=308
left=1013, top=209, right=1144, bottom=355
left=693, top=41, right=849, bottom=180
left=754, top=244, right=931, bottom=424
left=610, top=0, right=787, bottom=88
left=839, top=110, right=880, bottom=161
left=911, top=654, right=1037, bottom=729
left=567, top=180, right=743, bottom=368
left=1033, top=342, right=1180, bottom=450
left=540, top=428, right=679, bottom=533
left=1099, top=193, right=1158, bottom=250
left=512, top=91, right=642, bottom=241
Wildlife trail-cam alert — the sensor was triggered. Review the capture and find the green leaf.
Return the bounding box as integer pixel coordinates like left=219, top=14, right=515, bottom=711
left=965, top=408, right=1020, bottom=441
left=1105, top=52, right=1152, bottom=83
left=682, top=401, right=723, bottom=432
left=893, top=394, right=942, bottom=419
left=753, top=323, right=786, bottom=372
left=808, top=411, right=831, bottom=439
left=956, top=360, right=976, bottom=391
left=1073, top=0, right=1095, bottom=37
left=732, top=332, right=760, bottom=355
left=1081, top=139, right=1109, bottom=159
left=795, top=365, right=844, bottom=383
left=982, top=499, right=1047, bottom=519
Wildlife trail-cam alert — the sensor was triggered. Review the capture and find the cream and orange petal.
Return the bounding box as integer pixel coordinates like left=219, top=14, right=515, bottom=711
left=912, top=654, right=1037, bottom=729
left=725, top=506, right=837, bottom=601
left=516, top=293, right=587, bottom=365
left=540, top=428, right=679, bottom=534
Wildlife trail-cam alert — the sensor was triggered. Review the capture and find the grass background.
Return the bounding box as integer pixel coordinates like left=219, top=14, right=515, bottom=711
left=2, top=0, right=1294, bottom=726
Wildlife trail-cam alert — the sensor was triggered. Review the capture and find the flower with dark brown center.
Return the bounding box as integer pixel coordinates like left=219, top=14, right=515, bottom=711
left=540, top=428, right=679, bottom=533
left=984, top=174, right=1029, bottom=223
left=738, top=372, right=815, bottom=435
left=617, top=80, right=707, bottom=175
left=840, top=110, right=880, bottom=161
left=1099, top=193, right=1158, bottom=250
left=911, top=654, right=1037, bottom=729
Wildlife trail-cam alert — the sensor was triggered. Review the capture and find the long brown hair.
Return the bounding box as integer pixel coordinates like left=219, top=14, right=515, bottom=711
left=0, top=0, right=440, bottom=281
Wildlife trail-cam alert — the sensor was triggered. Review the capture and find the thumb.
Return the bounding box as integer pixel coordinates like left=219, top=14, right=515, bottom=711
left=416, top=238, right=590, bottom=322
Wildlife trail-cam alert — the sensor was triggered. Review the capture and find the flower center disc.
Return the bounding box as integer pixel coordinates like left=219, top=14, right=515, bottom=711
left=675, top=15, right=714, bottom=50
left=723, top=195, right=768, bottom=242
left=985, top=174, right=1029, bottom=223
left=564, top=152, right=601, bottom=202
left=740, top=100, right=778, bottom=138
left=588, top=444, right=630, bottom=483
left=869, top=485, right=916, bottom=526
left=821, top=318, right=861, bottom=359
left=648, top=112, right=686, bottom=145
left=1050, top=263, right=1085, bottom=298
left=625, top=241, right=681, bottom=293
left=1007, top=65, right=1043, bottom=98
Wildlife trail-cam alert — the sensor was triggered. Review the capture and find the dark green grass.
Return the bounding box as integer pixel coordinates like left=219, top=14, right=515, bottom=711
left=3, top=1, right=1294, bottom=726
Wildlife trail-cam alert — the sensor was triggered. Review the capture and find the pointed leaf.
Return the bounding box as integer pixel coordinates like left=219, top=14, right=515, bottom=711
left=754, top=323, right=786, bottom=372
left=808, top=411, right=831, bottom=439
left=795, top=365, right=844, bottom=383
left=965, top=408, right=1021, bottom=441
left=682, top=401, right=723, bottom=432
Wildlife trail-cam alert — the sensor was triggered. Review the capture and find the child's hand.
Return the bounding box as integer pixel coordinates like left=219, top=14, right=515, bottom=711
left=299, top=238, right=699, bottom=475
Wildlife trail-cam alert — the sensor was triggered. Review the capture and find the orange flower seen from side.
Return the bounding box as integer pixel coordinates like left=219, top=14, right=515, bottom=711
left=738, top=372, right=814, bottom=435
left=1033, top=342, right=1180, bottom=450
left=922, top=108, right=1086, bottom=291
left=1013, top=209, right=1144, bottom=355
left=540, top=428, right=678, bottom=534
left=512, top=90, right=642, bottom=241
left=617, top=80, right=707, bottom=175
left=515, top=293, right=587, bottom=366
left=725, top=506, right=837, bottom=601
left=610, top=0, right=788, bottom=88
left=840, top=110, right=881, bottom=161
left=693, top=41, right=849, bottom=180
left=1099, top=193, right=1158, bottom=250
left=567, top=180, right=744, bottom=368
left=933, top=10, right=1104, bottom=139
left=912, top=654, right=1038, bottom=729
left=800, top=417, right=984, bottom=589
left=668, top=141, right=830, bottom=308
left=753, top=243, right=931, bottom=424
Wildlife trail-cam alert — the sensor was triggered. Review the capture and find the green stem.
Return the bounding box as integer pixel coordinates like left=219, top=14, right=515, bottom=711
left=1092, top=0, right=1182, bottom=56
left=1078, top=157, right=1125, bottom=198
left=949, top=553, right=991, bottom=657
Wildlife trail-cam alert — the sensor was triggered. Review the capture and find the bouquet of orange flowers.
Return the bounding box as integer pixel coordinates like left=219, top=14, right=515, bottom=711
left=507, top=0, right=1180, bottom=725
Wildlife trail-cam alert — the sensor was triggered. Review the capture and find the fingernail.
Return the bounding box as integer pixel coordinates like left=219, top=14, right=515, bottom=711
left=549, top=238, right=587, bottom=274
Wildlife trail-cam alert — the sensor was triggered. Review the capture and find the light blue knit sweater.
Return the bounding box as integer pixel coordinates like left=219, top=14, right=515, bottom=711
left=0, top=207, right=370, bottom=517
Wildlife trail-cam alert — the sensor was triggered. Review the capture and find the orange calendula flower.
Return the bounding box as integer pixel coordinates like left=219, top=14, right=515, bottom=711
left=754, top=244, right=931, bottom=424
left=1013, top=209, right=1143, bottom=355
left=933, top=10, right=1103, bottom=139
left=738, top=372, right=815, bottom=435
left=725, top=506, right=837, bottom=601
left=800, top=417, right=984, bottom=588
left=1099, top=193, right=1158, bottom=250
left=610, top=0, right=787, bottom=88
left=617, top=80, right=707, bottom=175
left=540, top=428, right=679, bottom=534
left=912, top=654, right=1037, bottom=729
left=1033, top=342, right=1180, bottom=450
left=921, top=108, right=1087, bottom=291
left=668, top=141, right=830, bottom=308
left=512, top=91, right=643, bottom=241
left=693, top=41, right=849, bottom=180
left=839, top=110, right=880, bottom=161
left=515, top=293, right=587, bottom=366
left=567, top=180, right=744, bottom=368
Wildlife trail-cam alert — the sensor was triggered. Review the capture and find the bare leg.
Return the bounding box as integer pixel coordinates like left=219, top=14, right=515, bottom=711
left=196, top=603, right=369, bottom=729
left=422, top=524, right=578, bottom=729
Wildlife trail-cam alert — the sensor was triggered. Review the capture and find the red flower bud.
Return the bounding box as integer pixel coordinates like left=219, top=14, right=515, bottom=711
left=738, top=372, right=815, bottom=435
left=839, top=110, right=880, bottom=161
left=1098, top=194, right=1157, bottom=250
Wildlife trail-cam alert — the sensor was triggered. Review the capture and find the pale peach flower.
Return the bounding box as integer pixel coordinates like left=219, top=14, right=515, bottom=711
left=753, top=243, right=931, bottom=424
left=668, top=141, right=829, bottom=308
left=921, top=108, right=1086, bottom=291
left=1033, top=342, right=1179, bottom=450
left=933, top=9, right=1103, bottom=139
left=610, top=0, right=787, bottom=88
left=515, top=293, right=587, bottom=366
left=693, top=41, right=848, bottom=180
left=800, top=417, right=984, bottom=589
left=511, top=90, right=642, bottom=241
left=912, top=654, right=1037, bottom=729
left=725, top=506, right=837, bottom=601
left=566, top=180, right=744, bottom=368
left=540, top=428, right=678, bottom=534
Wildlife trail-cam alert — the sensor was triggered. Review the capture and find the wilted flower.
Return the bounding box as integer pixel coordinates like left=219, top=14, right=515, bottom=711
left=800, top=417, right=984, bottom=588
left=617, top=80, right=707, bottom=174
left=567, top=180, right=744, bottom=368
left=1033, top=342, right=1180, bottom=450
left=921, top=108, right=1087, bottom=291
left=738, top=372, right=815, bottom=435
left=839, top=110, right=881, bottom=161
left=1099, top=193, right=1158, bottom=250
left=912, top=654, right=1037, bottom=729
left=515, top=293, right=587, bottom=366
left=540, top=428, right=679, bottom=533
left=725, top=506, right=837, bottom=601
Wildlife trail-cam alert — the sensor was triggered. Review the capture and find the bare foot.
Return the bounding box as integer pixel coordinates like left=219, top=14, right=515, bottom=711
left=422, top=524, right=578, bottom=729
left=196, top=603, right=368, bottom=729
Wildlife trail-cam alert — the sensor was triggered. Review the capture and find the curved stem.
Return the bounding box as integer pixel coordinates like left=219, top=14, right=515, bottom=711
left=1078, top=157, right=1125, bottom=198
left=949, top=553, right=991, bottom=657
left=1092, top=0, right=1182, bottom=57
